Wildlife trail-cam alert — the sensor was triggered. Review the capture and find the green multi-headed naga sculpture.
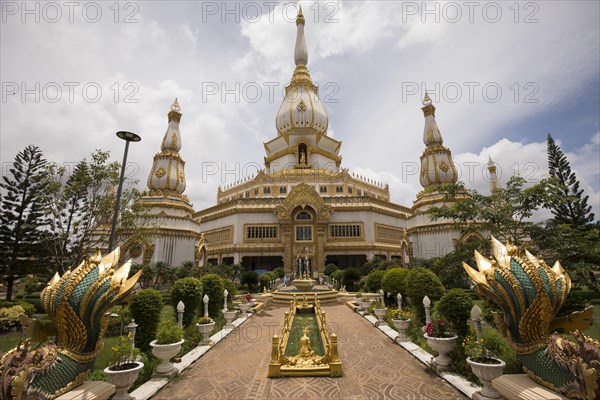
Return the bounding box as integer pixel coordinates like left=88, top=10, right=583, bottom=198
left=0, top=248, right=141, bottom=400
left=463, top=237, right=599, bottom=400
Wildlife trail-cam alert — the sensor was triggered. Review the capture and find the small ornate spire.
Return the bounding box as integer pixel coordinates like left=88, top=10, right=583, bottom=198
left=487, top=155, right=501, bottom=193
left=296, top=5, right=305, bottom=25
left=294, top=6, right=308, bottom=67
left=422, top=92, right=432, bottom=106
left=168, top=97, right=182, bottom=123
left=171, top=98, right=180, bottom=112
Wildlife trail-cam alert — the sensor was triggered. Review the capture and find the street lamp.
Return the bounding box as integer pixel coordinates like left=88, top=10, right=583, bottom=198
left=108, top=131, right=141, bottom=252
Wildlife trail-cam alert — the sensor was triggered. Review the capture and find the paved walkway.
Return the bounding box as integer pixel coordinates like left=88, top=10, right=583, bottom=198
left=154, top=304, right=466, bottom=400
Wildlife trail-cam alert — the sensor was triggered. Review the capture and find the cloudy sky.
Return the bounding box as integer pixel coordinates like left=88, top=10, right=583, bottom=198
left=1, top=0, right=599, bottom=219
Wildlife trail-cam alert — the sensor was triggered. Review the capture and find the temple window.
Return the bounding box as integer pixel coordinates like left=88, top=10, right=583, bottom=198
left=280, top=186, right=287, bottom=194
left=263, top=186, right=271, bottom=194
left=319, top=186, right=327, bottom=193
left=295, top=225, right=313, bottom=241
left=335, top=186, right=343, bottom=193
left=295, top=210, right=312, bottom=221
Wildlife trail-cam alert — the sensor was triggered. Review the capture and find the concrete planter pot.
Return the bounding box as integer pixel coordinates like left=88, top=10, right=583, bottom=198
left=373, top=308, right=387, bottom=326
left=223, top=310, right=238, bottom=330
left=104, top=362, right=144, bottom=400
left=238, top=303, right=253, bottom=316
left=467, top=357, right=506, bottom=399
left=150, top=339, right=184, bottom=376
left=196, top=321, right=216, bottom=345
left=359, top=300, right=372, bottom=315
left=392, top=319, right=411, bottom=342
left=424, top=334, right=458, bottom=370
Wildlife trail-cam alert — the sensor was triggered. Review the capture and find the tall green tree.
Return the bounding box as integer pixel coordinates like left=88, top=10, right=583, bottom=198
left=427, top=176, right=560, bottom=245
left=0, top=145, right=50, bottom=300
left=44, top=150, right=145, bottom=273
left=547, top=134, right=595, bottom=225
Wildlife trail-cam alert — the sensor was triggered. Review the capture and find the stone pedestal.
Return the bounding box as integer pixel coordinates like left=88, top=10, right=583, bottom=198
left=492, top=374, right=568, bottom=400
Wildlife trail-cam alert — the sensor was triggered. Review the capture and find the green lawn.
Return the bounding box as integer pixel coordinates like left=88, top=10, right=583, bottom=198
left=583, top=299, right=600, bottom=340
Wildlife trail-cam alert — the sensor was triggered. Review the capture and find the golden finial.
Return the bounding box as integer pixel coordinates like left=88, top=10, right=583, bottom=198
left=422, top=91, right=432, bottom=106
left=296, top=5, right=305, bottom=25
left=171, top=98, right=181, bottom=113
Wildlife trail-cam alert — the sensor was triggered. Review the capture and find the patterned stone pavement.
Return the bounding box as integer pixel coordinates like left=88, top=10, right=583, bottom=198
left=153, top=304, right=467, bottom=400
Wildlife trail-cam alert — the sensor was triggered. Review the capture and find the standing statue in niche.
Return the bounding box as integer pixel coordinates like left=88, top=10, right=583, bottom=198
left=299, top=149, right=306, bottom=165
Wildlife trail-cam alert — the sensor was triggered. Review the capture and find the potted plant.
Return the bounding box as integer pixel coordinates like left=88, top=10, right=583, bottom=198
left=196, top=316, right=216, bottom=345
left=370, top=300, right=387, bottom=326
left=103, top=334, right=144, bottom=400
left=388, top=309, right=414, bottom=342
left=150, top=320, right=184, bottom=377
left=223, top=307, right=238, bottom=330
left=424, top=319, right=458, bottom=370
left=238, top=294, right=254, bottom=315
left=359, top=294, right=373, bottom=316
left=463, top=335, right=506, bottom=399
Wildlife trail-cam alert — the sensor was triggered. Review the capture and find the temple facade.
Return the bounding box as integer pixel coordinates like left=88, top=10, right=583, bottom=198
left=122, top=8, right=474, bottom=276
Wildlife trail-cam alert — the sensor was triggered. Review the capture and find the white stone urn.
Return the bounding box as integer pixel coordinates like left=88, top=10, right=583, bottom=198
left=196, top=321, right=216, bottom=345
left=359, top=300, right=372, bottom=316
left=103, top=362, right=144, bottom=400
left=424, top=334, right=458, bottom=370
left=373, top=308, right=387, bottom=326
left=150, top=339, right=184, bottom=376
left=223, top=310, right=238, bottom=330
left=392, top=319, right=411, bottom=342
left=467, top=357, right=506, bottom=399
left=238, top=303, right=253, bottom=316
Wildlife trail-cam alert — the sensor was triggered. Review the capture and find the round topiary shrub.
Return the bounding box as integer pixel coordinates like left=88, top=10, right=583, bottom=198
left=273, top=267, right=285, bottom=279
left=381, top=268, right=409, bottom=297
left=155, top=319, right=184, bottom=344
left=222, top=278, right=237, bottom=305
left=342, top=268, right=361, bottom=291
left=364, top=270, right=385, bottom=293
left=436, top=288, right=473, bottom=338
left=200, top=274, right=224, bottom=318
left=240, top=271, right=258, bottom=292
left=331, top=269, right=344, bottom=285
left=405, top=267, right=445, bottom=323
left=259, top=274, right=271, bottom=291
left=170, top=277, right=203, bottom=327
left=130, top=289, right=163, bottom=351
left=324, top=263, right=338, bottom=276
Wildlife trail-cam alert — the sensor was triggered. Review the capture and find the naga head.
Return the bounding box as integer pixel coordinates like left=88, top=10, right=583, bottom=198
left=462, top=237, right=570, bottom=349
left=42, top=247, right=142, bottom=358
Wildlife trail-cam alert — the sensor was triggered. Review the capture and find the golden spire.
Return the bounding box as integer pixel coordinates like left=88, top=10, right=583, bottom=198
left=292, top=4, right=313, bottom=86
left=296, top=5, right=305, bottom=25
left=171, top=98, right=180, bottom=112
left=168, top=97, right=182, bottom=123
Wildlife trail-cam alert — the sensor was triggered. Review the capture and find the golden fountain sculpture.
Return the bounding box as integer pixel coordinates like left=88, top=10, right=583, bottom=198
left=268, top=295, right=342, bottom=377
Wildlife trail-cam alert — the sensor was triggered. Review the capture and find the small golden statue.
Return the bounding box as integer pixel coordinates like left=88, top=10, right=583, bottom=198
left=298, top=326, right=315, bottom=358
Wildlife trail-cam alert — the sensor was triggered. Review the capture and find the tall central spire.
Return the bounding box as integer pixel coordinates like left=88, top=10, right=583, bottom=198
left=291, top=6, right=313, bottom=86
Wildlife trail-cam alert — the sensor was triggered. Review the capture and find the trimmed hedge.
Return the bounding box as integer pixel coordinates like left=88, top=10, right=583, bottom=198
left=405, top=267, right=445, bottom=323
left=273, top=267, right=285, bottom=279
left=200, top=274, right=224, bottom=318
left=436, top=288, right=473, bottom=338
left=130, top=289, right=163, bottom=351
left=364, top=270, right=385, bottom=293
left=381, top=268, right=409, bottom=298
left=324, top=263, right=338, bottom=276
left=240, top=271, right=258, bottom=292
left=170, top=277, right=203, bottom=327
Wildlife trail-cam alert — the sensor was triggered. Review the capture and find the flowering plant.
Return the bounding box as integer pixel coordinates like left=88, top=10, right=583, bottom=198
left=425, top=319, right=454, bottom=338
left=463, top=335, right=498, bottom=362
left=388, top=309, right=414, bottom=321
left=241, top=293, right=254, bottom=304
left=197, top=316, right=213, bottom=325
left=108, top=333, right=141, bottom=370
